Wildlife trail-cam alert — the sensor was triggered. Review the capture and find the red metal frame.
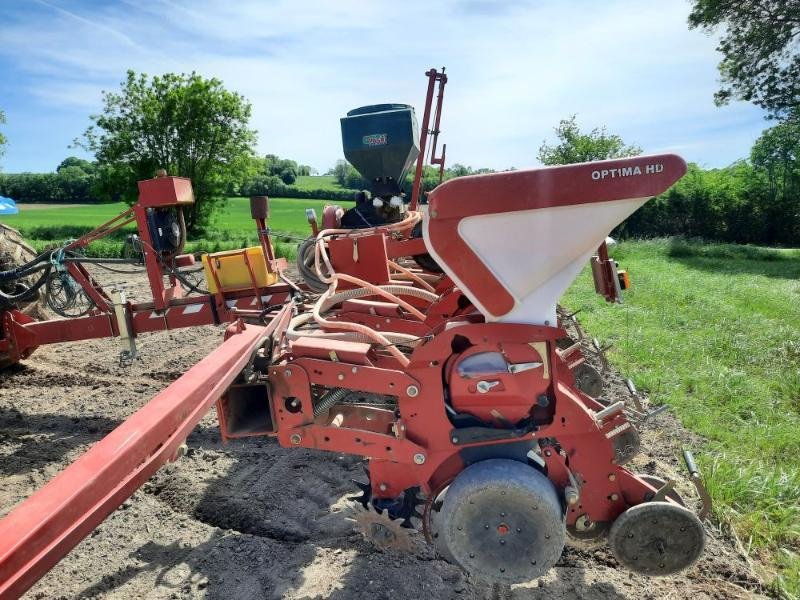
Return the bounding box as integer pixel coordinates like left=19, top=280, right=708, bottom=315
left=0, top=317, right=284, bottom=599
left=0, top=180, right=294, bottom=365
left=410, top=68, right=448, bottom=211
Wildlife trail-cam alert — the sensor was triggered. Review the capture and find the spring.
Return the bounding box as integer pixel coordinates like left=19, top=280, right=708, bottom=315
left=313, top=387, right=351, bottom=417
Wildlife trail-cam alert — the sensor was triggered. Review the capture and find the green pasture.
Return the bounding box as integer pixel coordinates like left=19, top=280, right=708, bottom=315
left=563, top=238, right=800, bottom=597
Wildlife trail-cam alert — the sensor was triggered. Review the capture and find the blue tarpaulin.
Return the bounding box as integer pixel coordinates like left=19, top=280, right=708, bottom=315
left=0, top=196, right=18, bottom=215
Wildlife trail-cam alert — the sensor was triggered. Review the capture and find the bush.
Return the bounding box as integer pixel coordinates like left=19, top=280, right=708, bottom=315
left=0, top=171, right=103, bottom=203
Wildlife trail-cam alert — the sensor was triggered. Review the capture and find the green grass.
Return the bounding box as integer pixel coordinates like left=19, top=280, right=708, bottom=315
left=293, top=175, right=346, bottom=191
left=4, top=197, right=353, bottom=259
left=563, top=238, right=800, bottom=598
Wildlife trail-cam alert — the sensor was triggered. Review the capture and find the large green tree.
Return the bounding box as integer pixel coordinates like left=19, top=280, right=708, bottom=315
left=689, top=0, right=800, bottom=117
left=537, top=115, right=641, bottom=165
left=80, top=71, right=257, bottom=231
left=750, top=114, right=800, bottom=243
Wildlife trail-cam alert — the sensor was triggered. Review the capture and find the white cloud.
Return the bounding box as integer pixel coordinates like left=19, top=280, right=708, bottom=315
left=0, top=0, right=767, bottom=173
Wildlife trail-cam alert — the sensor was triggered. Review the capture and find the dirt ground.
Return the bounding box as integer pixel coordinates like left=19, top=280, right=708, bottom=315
left=0, top=270, right=770, bottom=600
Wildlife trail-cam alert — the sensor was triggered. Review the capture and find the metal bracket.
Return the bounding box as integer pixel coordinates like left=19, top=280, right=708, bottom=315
left=683, top=450, right=712, bottom=520
left=592, top=337, right=613, bottom=370
left=651, top=478, right=677, bottom=502
left=112, top=290, right=138, bottom=366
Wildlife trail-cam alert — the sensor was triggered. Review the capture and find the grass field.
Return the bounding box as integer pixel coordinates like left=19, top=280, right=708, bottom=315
left=563, top=238, right=800, bottom=597
left=4, top=197, right=353, bottom=257
left=3, top=199, right=799, bottom=594
left=293, top=175, right=344, bottom=191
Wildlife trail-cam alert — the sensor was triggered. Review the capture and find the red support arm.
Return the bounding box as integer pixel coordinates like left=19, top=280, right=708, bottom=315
left=0, top=311, right=286, bottom=599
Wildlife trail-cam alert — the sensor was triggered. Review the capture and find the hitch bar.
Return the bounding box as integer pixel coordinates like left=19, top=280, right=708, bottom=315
left=0, top=309, right=288, bottom=600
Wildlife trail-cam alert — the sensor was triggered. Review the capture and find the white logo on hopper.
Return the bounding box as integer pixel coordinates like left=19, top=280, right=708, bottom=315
left=591, top=163, right=664, bottom=180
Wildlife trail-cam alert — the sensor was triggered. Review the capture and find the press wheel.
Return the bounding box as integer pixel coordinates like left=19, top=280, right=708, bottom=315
left=609, top=501, right=705, bottom=575
left=435, top=459, right=565, bottom=585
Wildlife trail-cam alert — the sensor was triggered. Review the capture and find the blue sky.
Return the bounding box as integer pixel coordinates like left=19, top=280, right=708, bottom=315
left=0, top=0, right=769, bottom=174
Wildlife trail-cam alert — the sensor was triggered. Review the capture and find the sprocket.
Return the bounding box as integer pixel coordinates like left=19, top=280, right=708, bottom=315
left=348, top=468, right=424, bottom=550
left=349, top=505, right=417, bottom=551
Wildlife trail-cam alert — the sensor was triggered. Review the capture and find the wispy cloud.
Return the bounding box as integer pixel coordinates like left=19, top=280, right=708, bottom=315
left=31, top=0, right=140, bottom=48
left=0, top=0, right=767, bottom=173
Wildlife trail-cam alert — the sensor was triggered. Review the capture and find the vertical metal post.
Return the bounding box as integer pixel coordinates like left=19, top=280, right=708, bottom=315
left=410, top=69, right=446, bottom=211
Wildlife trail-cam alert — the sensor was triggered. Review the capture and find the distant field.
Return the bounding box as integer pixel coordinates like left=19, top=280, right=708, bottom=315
left=292, top=175, right=346, bottom=191
left=4, top=197, right=353, bottom=258
left=563, top=238, right=800, bottom=597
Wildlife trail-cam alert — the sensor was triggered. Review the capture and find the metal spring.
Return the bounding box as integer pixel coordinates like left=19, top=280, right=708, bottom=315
left=313, top=387, right=351, bottom=417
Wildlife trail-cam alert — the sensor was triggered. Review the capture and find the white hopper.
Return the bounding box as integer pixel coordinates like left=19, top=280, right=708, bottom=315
left=423, top=154, right=687, bottom=325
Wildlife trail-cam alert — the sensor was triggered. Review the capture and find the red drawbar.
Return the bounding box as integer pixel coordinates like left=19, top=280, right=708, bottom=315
left=425, top=154, right=687, bottom=318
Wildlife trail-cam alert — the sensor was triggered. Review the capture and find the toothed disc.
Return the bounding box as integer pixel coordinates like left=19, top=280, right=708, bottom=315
left=436, top=460, right=565, bottom=585
left=609, top=501, right=705, bottom=576
left=573, top=363, right=604, bottom=398
left=612, top=424, right=640, bottom=465
left=566, top=520, right=610, bottom=549
left=353, top=507, right=415, bottom=552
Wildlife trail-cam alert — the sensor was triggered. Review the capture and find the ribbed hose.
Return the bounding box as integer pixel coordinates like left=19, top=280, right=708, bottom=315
left=314, top=387, right=350, bottom=417
left=286, top=313, right=422, bottom=346
left=296, top=237, right=328, bottom=293
left=320, top=284, right=439, bottom=313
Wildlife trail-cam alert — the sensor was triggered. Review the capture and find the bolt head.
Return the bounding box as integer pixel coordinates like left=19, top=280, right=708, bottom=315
left=413, top=453, right=426, bottom=465
left=337, top=374, right=344, bottom=381
left=610, top=493, right=619, bottom=501
left=451, top=436, right=459, bottom=444
left=608, top=473, right=616, bottom=481
left=289, top=433, right=301, bottom=444
left=284, top=369, right=292, bottom=377
left=379, top=483, right=388, bottom=491
left=406, top=385, right=419, bottom=397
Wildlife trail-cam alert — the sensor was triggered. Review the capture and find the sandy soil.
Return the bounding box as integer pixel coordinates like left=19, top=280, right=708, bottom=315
left=0, top=271, right=770, bottom=600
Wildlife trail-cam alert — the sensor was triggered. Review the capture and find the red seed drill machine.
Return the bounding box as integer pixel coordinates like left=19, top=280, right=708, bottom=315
left=0, top=69, right=709, bottom=596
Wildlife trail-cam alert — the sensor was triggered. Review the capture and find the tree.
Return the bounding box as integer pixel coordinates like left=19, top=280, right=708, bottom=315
left=750, top=114, right=800, bottom=243
left=0, top=110, right=6, bottom=169
left=537, top=116, right=641, bottom=166
left=279, top=168, right=296, bottom=185
left=688, top=0, right=800, bottom=117
left=57, top=156, right=96, bottom=175
left=79, top=71, right=257, bottom=232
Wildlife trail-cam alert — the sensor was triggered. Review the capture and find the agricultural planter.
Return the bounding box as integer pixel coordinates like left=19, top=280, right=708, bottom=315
left=0, top=69, right=710, bottom=598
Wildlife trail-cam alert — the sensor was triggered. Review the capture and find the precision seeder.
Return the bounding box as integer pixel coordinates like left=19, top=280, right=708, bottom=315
left=0, top=69, right=709, bottom=597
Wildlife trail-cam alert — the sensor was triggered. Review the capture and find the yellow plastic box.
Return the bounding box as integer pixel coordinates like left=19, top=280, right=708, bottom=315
left=201, top=246, right=278, bottom=293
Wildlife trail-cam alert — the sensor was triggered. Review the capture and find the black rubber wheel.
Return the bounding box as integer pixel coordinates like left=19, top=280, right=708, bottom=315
left=608, top=501, right=705, bottom=576
left=435, top=459, right=565, bottom=585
